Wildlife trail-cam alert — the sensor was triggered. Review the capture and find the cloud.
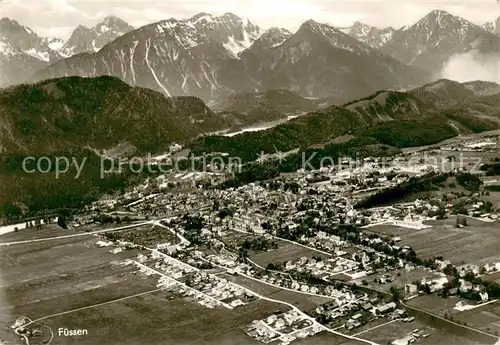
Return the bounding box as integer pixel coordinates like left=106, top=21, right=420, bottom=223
left=441, top=50, right=500, bottom=83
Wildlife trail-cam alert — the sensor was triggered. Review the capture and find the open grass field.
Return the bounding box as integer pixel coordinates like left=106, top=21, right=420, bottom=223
left=0, top=224, right=85, bottom=243
left=294, top=331, right=366, bottom=345
left=482, top=189, right=500, bottom=209
left=352, top=268, right=439, bottom=293
left=104, top=223, right=181, bottom=246
left=250, top=241, right=328, bottom=267
left=366, top=217, right=500, bottom=265
left=453, top=301, right=500, bottom=336
left=406, top=295, right=463, bottom=317
left=38, top=295, right=282, bottom=345
left=352, top=318, right=490, bottom=345
left=0, top=225, right=154, bottom=343
left=483, top=271, right=500, bottom=284
left=0, top=225, right=347, bottom=345
left=221, top=273, right=331, bottom=311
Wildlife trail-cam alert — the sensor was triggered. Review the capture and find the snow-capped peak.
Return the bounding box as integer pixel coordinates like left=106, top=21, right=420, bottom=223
left=336, top=21, right=395, bottom=49
left=188, top=12, right=213, bottom=24
left=0, top=17, right=63, bottom=62
left=184, top=12, right=262, bottom=57
left=412, top=9, right=476, bottom=32
left=483, top=17, right=500, bottom=36
left=299, top=19, right=373, bottom=54
left=350, top=21, right=373, bottom=36
left=257, top=27, right=292, bottom=48
left=301, top=19, right=340, bottom=36
left=0, top=40, right=18, bottom=58
left=44, top=37, right=65, bottom=51
left=61, top=16, right=134, bottom=56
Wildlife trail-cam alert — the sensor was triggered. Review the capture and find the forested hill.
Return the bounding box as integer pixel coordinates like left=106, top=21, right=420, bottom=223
left=192, top=79, right=500, bottom=162
left=0, top=75, right=225, bottom=155
left=0, top=75, right=226, bottom=220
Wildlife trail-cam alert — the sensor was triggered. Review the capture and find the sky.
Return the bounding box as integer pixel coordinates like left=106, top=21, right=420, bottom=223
left=0, top=0, right=499, bottom=39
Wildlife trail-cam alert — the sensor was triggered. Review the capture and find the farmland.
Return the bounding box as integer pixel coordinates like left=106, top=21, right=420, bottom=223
left=366, top=217, right=500, bottom=265
left=351, top=317, right=489, bottom=345
left=453, top=301, right=500, bottom=336
left=103, top=223, right=181, bottom=246
left=352, top=268, right=441, bottom=293
left=406, top=295, right=464, bottom=317
left=222, top=273, right=331, bottom=311
left=36, top=296, right=285, bottom=345
left=250, top=241, right=328, bottom=267
left=0, top=225, right=156, bottom=344
left=0, top=225, right=351, bottom=345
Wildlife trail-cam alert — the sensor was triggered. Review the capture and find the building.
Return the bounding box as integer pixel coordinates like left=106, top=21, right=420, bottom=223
left=392, top=335, right=415, bottom=345
left=377, top=302, right=396, bottom=314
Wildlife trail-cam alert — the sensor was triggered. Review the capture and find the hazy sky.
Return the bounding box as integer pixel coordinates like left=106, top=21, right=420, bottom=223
left=1, top=0, right=499, bottom=39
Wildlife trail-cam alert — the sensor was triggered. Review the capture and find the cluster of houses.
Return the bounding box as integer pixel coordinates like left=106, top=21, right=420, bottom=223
left=69, top=140, right=500, bottom=341
left=245, top=310, right=322, bottom=345
left=314, top=293, right=408, bottom=331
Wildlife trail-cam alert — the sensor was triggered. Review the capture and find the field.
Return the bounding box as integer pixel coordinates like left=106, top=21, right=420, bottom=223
left=103, top=223, right=181, bottom=246
left=250, top=241, right=328, bottom=267
left=0, top=224, right=156, bottom=343
left=294, top=331, right=366, bottom=345
left=0, top=225, right=358, bottom=345
left=366, top=217, right=500, bottom=265
left=221, top=273, right=331, bottom=311
left=351, top=318, right=488, bottom=345
left=482, top=189, right=500, bottom=208
left=0, top=224, right=85, bottom=243
left=407, top=295, right=464, bottom=317
left=37, top=296, right=284, bottom=345
left=453, top=301, right=500, bottom=336
left=352, top=268, right=440, bottom=293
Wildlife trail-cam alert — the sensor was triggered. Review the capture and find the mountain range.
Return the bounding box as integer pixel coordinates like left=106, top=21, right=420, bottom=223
left=382, top=10, right=500, bottom=75
left=192, top=78, right=500, bottom=162
left=1, top=11, right=499, bottom=105
left=336, top=22, right=395, bottom=50
left=1, top=74, right=499, bottom=216
left=61, top=15, right=135, bottom=57
left=0, top=76, right=224, bottom=155
left=484, top=17, right=500, bottom=36
left=0, top=15, right=134, bottom=87
left=29, top=15, right=429, bottom=104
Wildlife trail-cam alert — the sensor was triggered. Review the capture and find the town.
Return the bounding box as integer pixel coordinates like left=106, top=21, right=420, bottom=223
left=3, top=134, right=500, bottom=345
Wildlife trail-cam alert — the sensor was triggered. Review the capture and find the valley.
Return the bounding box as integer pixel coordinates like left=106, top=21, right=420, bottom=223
left=1, top=4, right=500, bottom=345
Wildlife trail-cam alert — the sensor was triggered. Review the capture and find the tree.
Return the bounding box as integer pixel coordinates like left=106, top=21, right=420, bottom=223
left=57, top=215, right=68, bottom=229
left=390, top=286, right=401, bottom=302
left=421, top=284, right=432, bottom=294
